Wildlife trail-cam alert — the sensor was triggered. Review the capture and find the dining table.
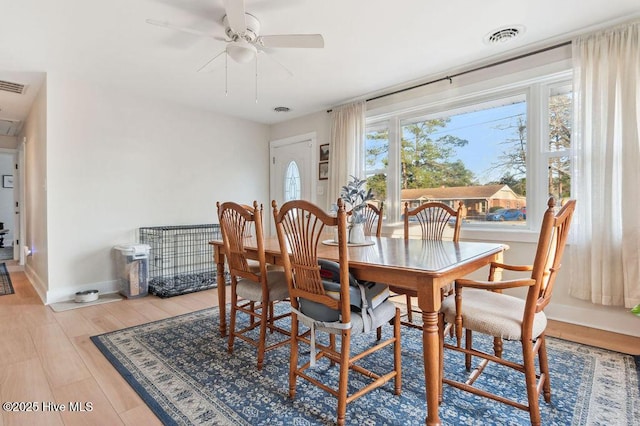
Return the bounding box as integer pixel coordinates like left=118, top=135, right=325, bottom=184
left=210, top=235, right=506, bottom=426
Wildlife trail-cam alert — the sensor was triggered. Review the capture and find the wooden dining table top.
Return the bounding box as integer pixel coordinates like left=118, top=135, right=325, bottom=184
left=211, top=235, right=505, bottom=293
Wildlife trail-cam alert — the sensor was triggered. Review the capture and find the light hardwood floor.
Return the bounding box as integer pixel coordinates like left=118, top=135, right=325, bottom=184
left=0, top=267, right=638, bottom=425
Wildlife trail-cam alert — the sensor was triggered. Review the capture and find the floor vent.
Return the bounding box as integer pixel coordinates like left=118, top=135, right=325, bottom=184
left=0, top=80, right=26, bottom=95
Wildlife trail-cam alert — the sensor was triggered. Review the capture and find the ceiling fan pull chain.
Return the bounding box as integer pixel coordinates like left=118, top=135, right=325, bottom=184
left=225, top=52, right=229, bottom=97
left=255, top=55, right=258, bottom=103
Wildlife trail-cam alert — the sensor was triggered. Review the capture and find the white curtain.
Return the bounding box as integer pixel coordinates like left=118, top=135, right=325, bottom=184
left=570, top=21, right=640, bottom=308
left=327, top=101, right=365, bottom=209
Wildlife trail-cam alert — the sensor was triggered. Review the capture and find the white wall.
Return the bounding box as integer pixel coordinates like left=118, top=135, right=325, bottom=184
left=22, top=79, right=48, bottom=297
left=269, top=46, right=640, bottom=338
left=42, top=74, right=270, bottom=302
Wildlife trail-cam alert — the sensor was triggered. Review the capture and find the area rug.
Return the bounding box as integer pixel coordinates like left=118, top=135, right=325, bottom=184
left=91, top=306, right=640, bottom=425
left=0, top=262, right=14, bottom=296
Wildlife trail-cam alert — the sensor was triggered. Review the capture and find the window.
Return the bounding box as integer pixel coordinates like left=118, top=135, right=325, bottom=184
left=546, top=83, right=572, bottom=203
left=364, top=73, right=572, bottom=233
left=284, top=161, right=301, bottom=201
left=364, top=124, right=389, bottom=210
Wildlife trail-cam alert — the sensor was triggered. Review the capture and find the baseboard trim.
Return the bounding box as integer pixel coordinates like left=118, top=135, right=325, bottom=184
left=45, top=280, right=120, bottom=304
left=24, top=263, right=47, bottom=304
left=546, top=302, right=640, bottom=338
left=546, top=319, right=640, bottom=355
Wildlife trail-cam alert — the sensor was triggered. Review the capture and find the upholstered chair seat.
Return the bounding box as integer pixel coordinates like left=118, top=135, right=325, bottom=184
left=236, top=270, right=289, bottom=302
left=441, top=289, right=547, bottom=341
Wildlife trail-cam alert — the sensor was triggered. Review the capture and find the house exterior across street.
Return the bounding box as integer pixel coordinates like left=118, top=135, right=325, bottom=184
left=401, top=184, right=526, bottom=219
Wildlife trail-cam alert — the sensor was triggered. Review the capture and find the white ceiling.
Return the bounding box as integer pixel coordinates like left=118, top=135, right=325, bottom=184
left=0, top=0, right=639, bottom=131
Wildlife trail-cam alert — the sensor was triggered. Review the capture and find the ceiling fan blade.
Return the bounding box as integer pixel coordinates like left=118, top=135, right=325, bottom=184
left=259, top=34, right=324, bottom=49
left=222, top=0, right=247, bottom=34
left=146, top=19, right=219, bottom=39
left=197, top=50, right=227, bottom=73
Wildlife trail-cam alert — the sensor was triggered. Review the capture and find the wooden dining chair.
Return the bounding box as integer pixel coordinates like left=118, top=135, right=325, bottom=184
left=217, top=201, right=290, bottom=370
left=389, top=201, right=463, bottom=328
left=272, top=199, right=401, bottom=426
left=239, top=203, right=282, bottom=273
left=361, top=201, right=384, bottom=237
left=439, top=198, right=576, bottom=425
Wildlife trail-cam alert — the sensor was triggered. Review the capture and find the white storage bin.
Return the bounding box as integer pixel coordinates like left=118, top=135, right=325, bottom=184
left=113, top=244, right=150, bottom=298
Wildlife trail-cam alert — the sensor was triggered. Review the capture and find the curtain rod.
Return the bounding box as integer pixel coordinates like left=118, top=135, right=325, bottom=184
left=327, top=40, right=572, bottom=113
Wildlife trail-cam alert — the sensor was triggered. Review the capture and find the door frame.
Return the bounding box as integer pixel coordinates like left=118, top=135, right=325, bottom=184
left=269, top=132, right=317, bottom=233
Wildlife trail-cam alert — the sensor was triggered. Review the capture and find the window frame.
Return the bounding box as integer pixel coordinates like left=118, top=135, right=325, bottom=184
left=364, top=71, right=573, bottom=242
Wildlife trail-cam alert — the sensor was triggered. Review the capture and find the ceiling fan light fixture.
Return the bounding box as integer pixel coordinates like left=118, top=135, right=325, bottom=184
left=226, top=40, right=257, bottom=63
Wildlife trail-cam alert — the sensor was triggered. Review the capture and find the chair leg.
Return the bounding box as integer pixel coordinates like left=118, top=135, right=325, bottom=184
left=405, top=294, right=413, bottom=322
left=256, top=299, right=268, bottom=370
left=538, top=335, right=552, bottom=403
left=464, top=329, right=473, bottom=371
left=228, top=281, right=238, bottom=354
left=289, top=314, right=299, bottom=399
left=376, top=326, right=382, bottom=341
left=268, top=301, right=275, bottom=334
left=522, top=339, right=542, bottom=426
left=249, top=301, right=256, bottom=326
left=394, top=308, right=402, bottom=395
left=336, top=331, right=351, bottom=426
left=437, top=312, right=445, bottom=404
left=493, top=336, right=503, bottom=358
left=454, top=290, right=463, bottom=347
left=329, top=334, right=336, bottom=366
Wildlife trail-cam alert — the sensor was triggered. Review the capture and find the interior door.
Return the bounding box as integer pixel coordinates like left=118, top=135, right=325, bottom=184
left=269, top=134, right=315, bottom=234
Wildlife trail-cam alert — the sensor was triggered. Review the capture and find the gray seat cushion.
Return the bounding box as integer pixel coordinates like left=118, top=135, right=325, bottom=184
left=441, top=288, right=547, bottom=341
left=236, top=270, right=289, bottom=302
left=315, top=299, right=397, bottom=336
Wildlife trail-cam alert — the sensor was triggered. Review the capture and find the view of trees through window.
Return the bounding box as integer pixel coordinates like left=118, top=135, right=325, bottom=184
left=365, top=83, right=572, bottom=226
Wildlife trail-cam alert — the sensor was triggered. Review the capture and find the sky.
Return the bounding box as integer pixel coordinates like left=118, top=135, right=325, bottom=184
left=430, top=101, right=526, bottom=184
left=366, top=99, right=527, bottom=185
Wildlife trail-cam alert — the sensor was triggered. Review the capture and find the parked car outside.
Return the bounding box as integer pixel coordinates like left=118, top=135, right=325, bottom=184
left=485, top=208, right=525, bottom=221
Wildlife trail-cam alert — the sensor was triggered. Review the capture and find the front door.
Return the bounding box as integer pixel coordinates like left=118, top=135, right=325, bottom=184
left=269, top=133, right=315, bottom=233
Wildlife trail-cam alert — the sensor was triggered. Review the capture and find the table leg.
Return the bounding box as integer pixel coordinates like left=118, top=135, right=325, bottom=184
left=422, top=309, right=442, bottom=425
left=214, top=245, right=227, bottom=337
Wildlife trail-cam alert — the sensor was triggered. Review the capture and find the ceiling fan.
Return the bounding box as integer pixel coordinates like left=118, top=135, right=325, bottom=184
left=146, top=0, right=324, bottom=72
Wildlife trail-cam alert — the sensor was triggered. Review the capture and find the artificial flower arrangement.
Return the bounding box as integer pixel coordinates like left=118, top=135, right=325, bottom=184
left=339, top=175, right=374, bottom=243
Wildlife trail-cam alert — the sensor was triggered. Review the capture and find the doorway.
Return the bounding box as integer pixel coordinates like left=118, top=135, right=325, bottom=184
left=269, top=133, right=316, bottom=234
left=0, top=149, right=17, bottom=262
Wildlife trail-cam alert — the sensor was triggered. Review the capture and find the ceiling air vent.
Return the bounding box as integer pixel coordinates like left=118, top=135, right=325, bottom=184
left=484, top=26, right=525, bottom=45
left=0, top=80, right=26, bottom=95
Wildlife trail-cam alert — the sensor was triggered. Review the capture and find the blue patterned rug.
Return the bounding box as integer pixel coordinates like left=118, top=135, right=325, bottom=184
left=91, top=306, right=639, bottom=425
left=0, top=262, right=14, bottom=296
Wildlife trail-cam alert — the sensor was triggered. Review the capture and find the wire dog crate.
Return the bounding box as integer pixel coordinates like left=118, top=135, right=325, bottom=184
left=139, top=224, right=222, bottom=298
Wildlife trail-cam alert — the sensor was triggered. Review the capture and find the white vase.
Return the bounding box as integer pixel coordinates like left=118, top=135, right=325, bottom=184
left=349, top=223, right=365, bottom=244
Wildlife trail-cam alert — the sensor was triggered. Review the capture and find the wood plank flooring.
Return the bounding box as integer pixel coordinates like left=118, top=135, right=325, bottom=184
left=0, top=267, right=637, bottom=425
